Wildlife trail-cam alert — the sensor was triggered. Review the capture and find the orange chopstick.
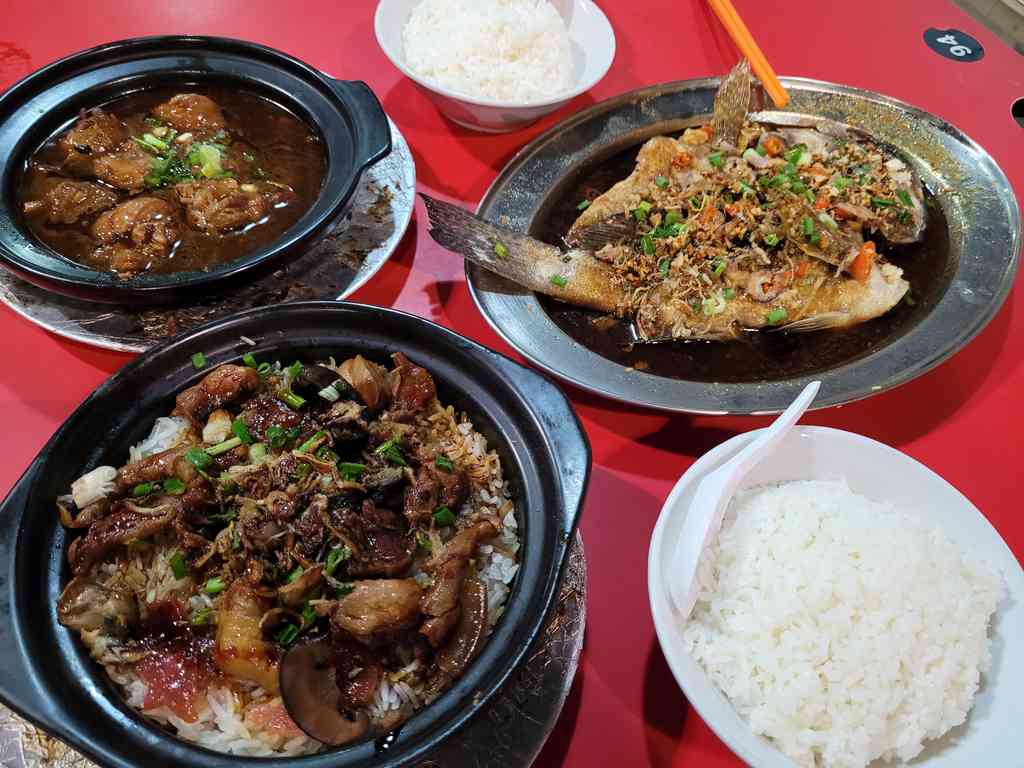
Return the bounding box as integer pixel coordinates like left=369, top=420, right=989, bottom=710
left=708, top=0, right=790, bottom=108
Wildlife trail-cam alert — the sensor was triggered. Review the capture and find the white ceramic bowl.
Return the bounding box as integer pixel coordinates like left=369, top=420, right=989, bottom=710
left=648, top=426, right=1023, bottom=767
left=374, top=0, right=615, bottom=133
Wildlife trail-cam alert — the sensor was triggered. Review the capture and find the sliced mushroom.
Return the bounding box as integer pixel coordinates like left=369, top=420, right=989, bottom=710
left=260, top=607, right=304, bottom=636
left=279, top=640, right=371, bottom=746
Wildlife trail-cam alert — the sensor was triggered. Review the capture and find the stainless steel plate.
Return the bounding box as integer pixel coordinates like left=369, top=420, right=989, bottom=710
left=0, top=117, right=415, bottom=353
left=467, top=78, right=1020, bottom=414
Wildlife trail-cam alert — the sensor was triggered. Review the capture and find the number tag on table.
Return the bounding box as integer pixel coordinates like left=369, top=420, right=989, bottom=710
left=924, top=28, right=984, bottom=62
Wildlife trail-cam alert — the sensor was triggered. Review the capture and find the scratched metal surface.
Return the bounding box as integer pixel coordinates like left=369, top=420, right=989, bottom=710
left=468, top=78, right=1020, bottom=414
left=0, top=533, right=585, bottom=768
left=0, top=118, right=415, bottom=353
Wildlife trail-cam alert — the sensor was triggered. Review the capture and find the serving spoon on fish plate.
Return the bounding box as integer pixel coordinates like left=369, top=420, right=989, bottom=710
left=669, top=380, right=820, bottom=618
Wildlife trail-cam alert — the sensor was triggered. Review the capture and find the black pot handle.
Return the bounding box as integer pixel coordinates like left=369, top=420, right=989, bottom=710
left=490, top=354, right=591, bottom=536
left=0, top=458, right=57, bottom=733
left=329, top=79, right=393, bottom=172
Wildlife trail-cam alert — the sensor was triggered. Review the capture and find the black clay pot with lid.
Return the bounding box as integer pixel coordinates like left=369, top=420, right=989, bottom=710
left=0, top=36, right=392, bottom=304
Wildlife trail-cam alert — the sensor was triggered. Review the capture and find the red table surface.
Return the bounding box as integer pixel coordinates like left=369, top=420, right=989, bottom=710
left=1, top=1, right=1021, bottom=765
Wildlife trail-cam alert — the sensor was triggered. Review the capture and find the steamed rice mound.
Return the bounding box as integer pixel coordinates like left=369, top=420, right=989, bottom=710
left=684, top=480, right=1005, bottom=768
left=402, top=0, right=573, bottom=102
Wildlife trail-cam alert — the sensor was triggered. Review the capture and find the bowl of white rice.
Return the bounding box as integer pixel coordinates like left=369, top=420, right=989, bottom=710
left=648, top=426, right=1022, bottom=768
left=374, top=0, right=615, bottom=132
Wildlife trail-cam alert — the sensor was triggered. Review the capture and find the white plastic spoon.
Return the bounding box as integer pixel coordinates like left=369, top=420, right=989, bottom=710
left=669, top=380, right=821, bottom=619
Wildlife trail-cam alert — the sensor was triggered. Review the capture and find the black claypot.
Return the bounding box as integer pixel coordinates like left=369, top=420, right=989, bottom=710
left=0, top=301, right=591, bottom=768
left=0, top=36, right=391, bottom=304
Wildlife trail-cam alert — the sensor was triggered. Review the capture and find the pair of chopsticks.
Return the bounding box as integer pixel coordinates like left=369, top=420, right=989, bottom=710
left=708, top=0, right=790, bottom=109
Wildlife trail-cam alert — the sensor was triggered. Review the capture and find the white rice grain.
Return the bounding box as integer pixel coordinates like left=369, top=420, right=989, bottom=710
left=684, top=480, right=1005, bottom=768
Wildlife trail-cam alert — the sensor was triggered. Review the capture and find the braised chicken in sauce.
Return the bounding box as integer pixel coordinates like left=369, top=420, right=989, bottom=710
left=20, top=88, right=326, bottom=277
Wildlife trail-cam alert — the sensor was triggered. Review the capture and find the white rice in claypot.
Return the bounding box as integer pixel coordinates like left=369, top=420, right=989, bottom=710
left=683, top=480, right=1005, bottom=768
left=402, top=0, right=573, bottom=102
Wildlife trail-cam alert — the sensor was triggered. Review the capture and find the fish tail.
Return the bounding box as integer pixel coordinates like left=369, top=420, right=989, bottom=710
left=421, top=194, right=627, bottom=313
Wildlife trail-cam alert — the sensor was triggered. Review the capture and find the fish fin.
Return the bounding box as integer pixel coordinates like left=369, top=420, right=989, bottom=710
left=567, top=214, right=636, bottom=250
left=421, top=193, right=626, bottom=314
left=778, top=312, right=852, bottom=333
left=710, top=59, right=753, bottom=148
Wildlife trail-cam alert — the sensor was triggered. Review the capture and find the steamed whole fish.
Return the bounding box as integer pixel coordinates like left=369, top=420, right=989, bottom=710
left=425, top=61, right=921, bottom=342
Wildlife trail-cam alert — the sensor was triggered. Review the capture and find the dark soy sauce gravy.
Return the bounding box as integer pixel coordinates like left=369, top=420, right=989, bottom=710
left=534, top=138, right=952, bottom=383
left=20, top=87, right=326, bottom=275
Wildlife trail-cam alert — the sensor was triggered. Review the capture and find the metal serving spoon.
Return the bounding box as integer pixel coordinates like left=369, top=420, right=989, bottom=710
left=669, top=379, right=821, bottom=618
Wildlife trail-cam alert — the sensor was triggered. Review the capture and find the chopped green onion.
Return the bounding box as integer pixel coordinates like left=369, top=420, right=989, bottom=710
left=325, top=545, right=352, bottom=576
left=689, top=195, right=705, bottom=211
left=275, top=623, right=299, bottom=645
left=433, top=505, right=456, bottom=526
left=301, top=601, right=317, bottom=625
left=207, top=437, right=242, bottom=456
left=658, top=258, right=671, bottom=278
left=279, top=389, right=306, bottom=410
left=186, top=447, right=213, bottom=470
left=802, top=216, right=815, bottom=236
left=189, top=143, right=224, bottom=179
left=191, top=352, right=207, bottom=369
left=818, top=212, right=838, bottom=231
left=295, top=463, right=311, bottom=480
left=632, top=201, right=653, bottom=222
left=204, top=577, right=225, bottom=595
left=190, top=607, right=212, bottom=626
left=266, top=425, right=287, bottom=450
left=435, top=455, right=454, bottom=472
left=286, top=361, right=303, bottom=380
left=897, top=189, right=913, bottom=207
left=664, top=211, right=682, bottom=226
left=231, top=527, right=241, bottom=551
left=249, top=443, right=267, bottom=462
left=762, top=175, right=787, bottom=189
left=375, top=439, right=407, bottom=466
left=169, top=552, right=187, bottom=579
left=339, top=462, right=366, bottom=481
left=494, top=240, right=509, bottom=259
left=417, top=533, right=433, bottom=552
left=803, top=189, right=816, bottom=203
left=297, top=431, right=327, bottom=453
left=738, top=181, right=755, bottom=197
left=232, top=419, right=252, bottom=444
left=899, top=209, right=913, bottom=224
left=286, top=566, right=304, bottom=583
left=701, top=294, right=727, bottom=316
left=708, top=151, right=724, bottom=168
left=809, top=231, right=822, bottom=245
left=764, top=233, right=780, bottom=247
left=832, top=175, right=851, bottom=191
left=712, top=259, right=727, bottom=277
left=655, top=175, right=669, bottom=189
left=550, top=275, right=568, bottom=287
left=242, top=352, right=257, bottom=368
left=576, top=199, right=591, bottom=211
left=756, top=145, right=768, bottom=156
left=767, top=308, right=788, bottom=325
left=640, top=234, right=655, bottom=256
left=336, top=582, right=355, bottom=598
left=163, top=477, right=186, bottom=495
left=257, top=362, right=272, bottom=376
left=783, top=146, right=803, bottom=164
left=871, top=196, right=896, bottom=208
left=318, top=383, right=341, bottom=402
left=133, top=482, right=157, bottom=497
left=723, top=287, right=736, bottom=300
left=790, top=180, right=807, bottom=194
left=316, top=446, right=340, bottom=464
left=287, top=427, right=302, bottom=441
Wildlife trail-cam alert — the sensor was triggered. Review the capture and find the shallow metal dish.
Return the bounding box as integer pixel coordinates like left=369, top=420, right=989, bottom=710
left=467, top=78, right=1020, bottom=414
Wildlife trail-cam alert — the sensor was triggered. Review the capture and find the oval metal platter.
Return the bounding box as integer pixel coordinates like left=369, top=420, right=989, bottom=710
left=467, top=78, right=1020, bottom=414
